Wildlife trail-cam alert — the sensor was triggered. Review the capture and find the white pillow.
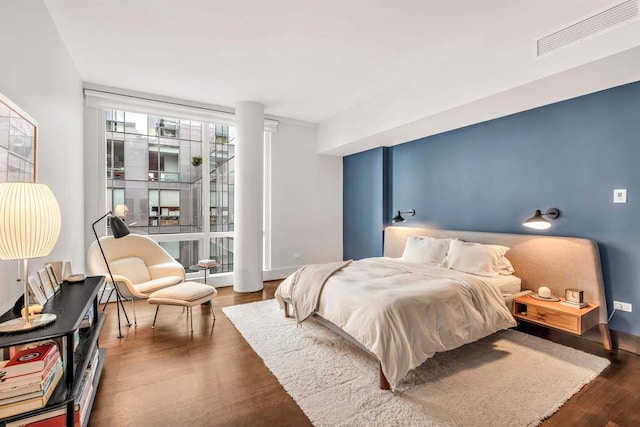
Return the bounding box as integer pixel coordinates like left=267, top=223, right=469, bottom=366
left=443, top=240, right=510, bottom=277
left=499, top=256, right=515, bottom=275
left=402, top=236, right=451, bottom=265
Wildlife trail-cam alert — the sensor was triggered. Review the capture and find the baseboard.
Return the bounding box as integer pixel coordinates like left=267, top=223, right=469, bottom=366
left=582, top=327, right=640, bottom=355
left=263, top=267, right=298, bottom=281
left=98, top=285, right=117, bottom=304
left=199, top=272, right=233, bottom=287
left=611, top=329, right=640, bottom=354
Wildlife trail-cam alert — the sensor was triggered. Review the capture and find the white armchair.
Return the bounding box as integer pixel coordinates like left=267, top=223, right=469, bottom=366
left=87, top=234, right=185, bottom=325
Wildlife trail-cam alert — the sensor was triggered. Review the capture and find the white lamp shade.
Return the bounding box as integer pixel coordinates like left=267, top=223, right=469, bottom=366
left=523, top=220, right=552, bottom=230
left=0, top=183, right=61, bottom=260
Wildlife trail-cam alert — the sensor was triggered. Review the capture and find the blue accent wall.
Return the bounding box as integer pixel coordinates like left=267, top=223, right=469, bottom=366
left=344, top=80, right=640, bottom=336
left=343, top=147, right=389, bottom=259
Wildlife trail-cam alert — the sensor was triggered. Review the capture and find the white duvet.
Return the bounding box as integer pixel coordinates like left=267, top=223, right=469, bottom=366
left=276, top=257, right=517, bottom=388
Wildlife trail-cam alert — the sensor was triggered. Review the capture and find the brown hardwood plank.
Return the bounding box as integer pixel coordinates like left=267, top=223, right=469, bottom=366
left=90, top=280, right=310, bottom=427
left=519, top=322, right=640, bottom=427
left=90, top=280, right=639, bottom=427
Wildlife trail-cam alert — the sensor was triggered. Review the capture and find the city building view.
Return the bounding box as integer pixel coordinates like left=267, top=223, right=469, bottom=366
left=105, top=109, right=235, bottom=273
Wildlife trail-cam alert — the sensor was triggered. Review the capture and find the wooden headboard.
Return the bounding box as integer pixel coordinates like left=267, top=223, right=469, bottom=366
left=384, top=226, right=608, bottom=325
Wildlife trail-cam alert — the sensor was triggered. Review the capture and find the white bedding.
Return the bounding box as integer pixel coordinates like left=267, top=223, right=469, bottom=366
left=276, top=257, right=517, bottom=388
left=483, top=274, right=521, bottom=295
left=276, top=258, right=521, bottom=301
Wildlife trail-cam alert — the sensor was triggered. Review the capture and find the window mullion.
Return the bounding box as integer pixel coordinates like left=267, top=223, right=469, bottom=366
left=201, top=124, right=211, bottom=261
left=101, top=105, right=235, bottom=274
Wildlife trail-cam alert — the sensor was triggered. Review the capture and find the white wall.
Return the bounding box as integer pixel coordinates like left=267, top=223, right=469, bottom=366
left=0, top=0, right=84, bottom=314
left=269, top=121, right=342, bottom=276
left=317, top=38, right=640, bottom=157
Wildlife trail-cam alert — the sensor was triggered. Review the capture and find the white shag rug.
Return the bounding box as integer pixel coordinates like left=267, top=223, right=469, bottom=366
left=223, top=300, right=609, bottom=426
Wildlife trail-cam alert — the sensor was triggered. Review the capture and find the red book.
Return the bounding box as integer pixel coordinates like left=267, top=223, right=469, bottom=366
left=1, top=343, right=58, bottom=380
left=26, top=410, right=80, bottom=427
left=0, top=354, right=62, bottom=395
left=5, top=406, right=80, bottom=427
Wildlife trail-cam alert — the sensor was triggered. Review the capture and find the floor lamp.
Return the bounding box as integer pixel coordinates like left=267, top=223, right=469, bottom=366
left=92, top=212, right=132, bottom=338
left=0, top=183, right=61, bottom=333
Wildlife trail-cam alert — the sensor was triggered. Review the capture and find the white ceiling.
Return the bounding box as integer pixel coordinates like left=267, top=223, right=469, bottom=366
left=45, top=0, right=640, bottom=151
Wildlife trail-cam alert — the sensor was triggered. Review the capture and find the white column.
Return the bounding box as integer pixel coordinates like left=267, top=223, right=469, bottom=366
left=234, top=101, right=264, bottom=292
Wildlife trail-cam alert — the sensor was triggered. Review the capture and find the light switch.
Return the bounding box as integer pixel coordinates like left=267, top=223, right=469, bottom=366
left=613, top=189, right=627, bottom=203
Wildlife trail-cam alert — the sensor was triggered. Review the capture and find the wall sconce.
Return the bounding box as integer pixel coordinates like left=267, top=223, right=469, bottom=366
left=523, top=208, right=560, bottom=230
left=392, top=209, right=416, bottom=223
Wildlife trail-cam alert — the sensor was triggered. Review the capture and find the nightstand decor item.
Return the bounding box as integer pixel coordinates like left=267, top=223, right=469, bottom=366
left=561, top=288, right=588, bottom=308
left=392, top=209, right=416, bottom=223
left=565, top=288, right=584, bottom=303
left=530, top=286, right=560, bottom=302
left=0, top=183, right=61, bottom=333
left=92, top=212, right=132, bottom=338
left=523, top=208, right=560, bottom=230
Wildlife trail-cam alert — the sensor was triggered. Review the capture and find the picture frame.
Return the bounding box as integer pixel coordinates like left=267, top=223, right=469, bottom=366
left=45, top=265, right=60, bottom=292
left=27, top=275, right=48, bottom=306
left=63, top=261, right=73, bottom=280
left=38, top=268, right=55, bottom=299
left=0, top=92, right=37, bottom=183
left=46, top=261, right=64, bottom=286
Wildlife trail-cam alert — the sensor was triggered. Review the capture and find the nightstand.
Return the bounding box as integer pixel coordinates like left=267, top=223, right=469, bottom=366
left=513, top=294, right=599, bottom=336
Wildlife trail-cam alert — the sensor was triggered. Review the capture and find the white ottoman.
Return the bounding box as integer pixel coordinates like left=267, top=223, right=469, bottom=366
left=147, top=281, right=217, bottom=333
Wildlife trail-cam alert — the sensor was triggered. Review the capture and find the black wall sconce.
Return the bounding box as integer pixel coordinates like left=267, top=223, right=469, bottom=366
left=392, top=209, right=416, bottom=223
left=523, top=208, right=560, bottom=230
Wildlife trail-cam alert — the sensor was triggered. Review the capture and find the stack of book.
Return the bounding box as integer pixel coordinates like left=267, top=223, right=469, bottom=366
left=0, top=342, right=63, bottom=419
left=2, top=343, right=101, bottom=427
left=75, top=348, right=99, bottom=424
left=197, top=259, right=217, bottom=268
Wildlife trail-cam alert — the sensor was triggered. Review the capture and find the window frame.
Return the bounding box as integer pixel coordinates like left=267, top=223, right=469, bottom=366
left=85, top=89, right=276, bottom=285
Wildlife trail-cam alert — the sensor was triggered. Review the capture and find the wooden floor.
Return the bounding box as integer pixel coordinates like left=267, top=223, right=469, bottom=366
left=90, top=281, right=640, bottom=427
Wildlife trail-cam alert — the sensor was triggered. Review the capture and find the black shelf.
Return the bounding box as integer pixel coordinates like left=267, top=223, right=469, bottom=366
left=71, top=313, right=105, bottom=400
left=81, top=348, right=106, bottom=427
left=0, top=277, right=106, bottom=427
left=0, top=277, right=103, bottom=347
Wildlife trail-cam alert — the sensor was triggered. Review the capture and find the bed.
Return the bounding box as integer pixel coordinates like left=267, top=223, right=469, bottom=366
left=276, top=226, right=610, bottom=390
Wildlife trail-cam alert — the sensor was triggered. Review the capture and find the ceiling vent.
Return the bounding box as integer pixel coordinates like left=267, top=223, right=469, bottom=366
left=536, top=0, right=638, bottom=57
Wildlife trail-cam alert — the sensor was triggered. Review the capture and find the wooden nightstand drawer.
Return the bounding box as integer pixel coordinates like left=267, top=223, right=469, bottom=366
left=513, top=294, right=599, bottom=335
left=525, top=305, right=578, bottom=332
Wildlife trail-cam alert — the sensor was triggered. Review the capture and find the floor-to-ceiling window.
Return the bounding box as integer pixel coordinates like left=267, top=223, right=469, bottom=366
left=209, top=124, right=235, bottom=272
left=105, top=109, right=235, bottom=274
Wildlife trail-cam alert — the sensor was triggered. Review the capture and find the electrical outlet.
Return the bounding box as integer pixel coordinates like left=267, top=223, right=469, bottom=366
left=613, top=300, right=632, bottom=312
left=293, top=253, right=301, bottom=259
left=613, top=189, right=627, bottom=203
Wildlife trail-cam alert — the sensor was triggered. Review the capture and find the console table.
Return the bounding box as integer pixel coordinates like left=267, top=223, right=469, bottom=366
left=0, top=276, right=106, bottom=427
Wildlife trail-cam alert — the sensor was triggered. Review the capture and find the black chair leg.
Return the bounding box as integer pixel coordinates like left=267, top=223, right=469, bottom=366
left=152, top=305, right=159, bottom=328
